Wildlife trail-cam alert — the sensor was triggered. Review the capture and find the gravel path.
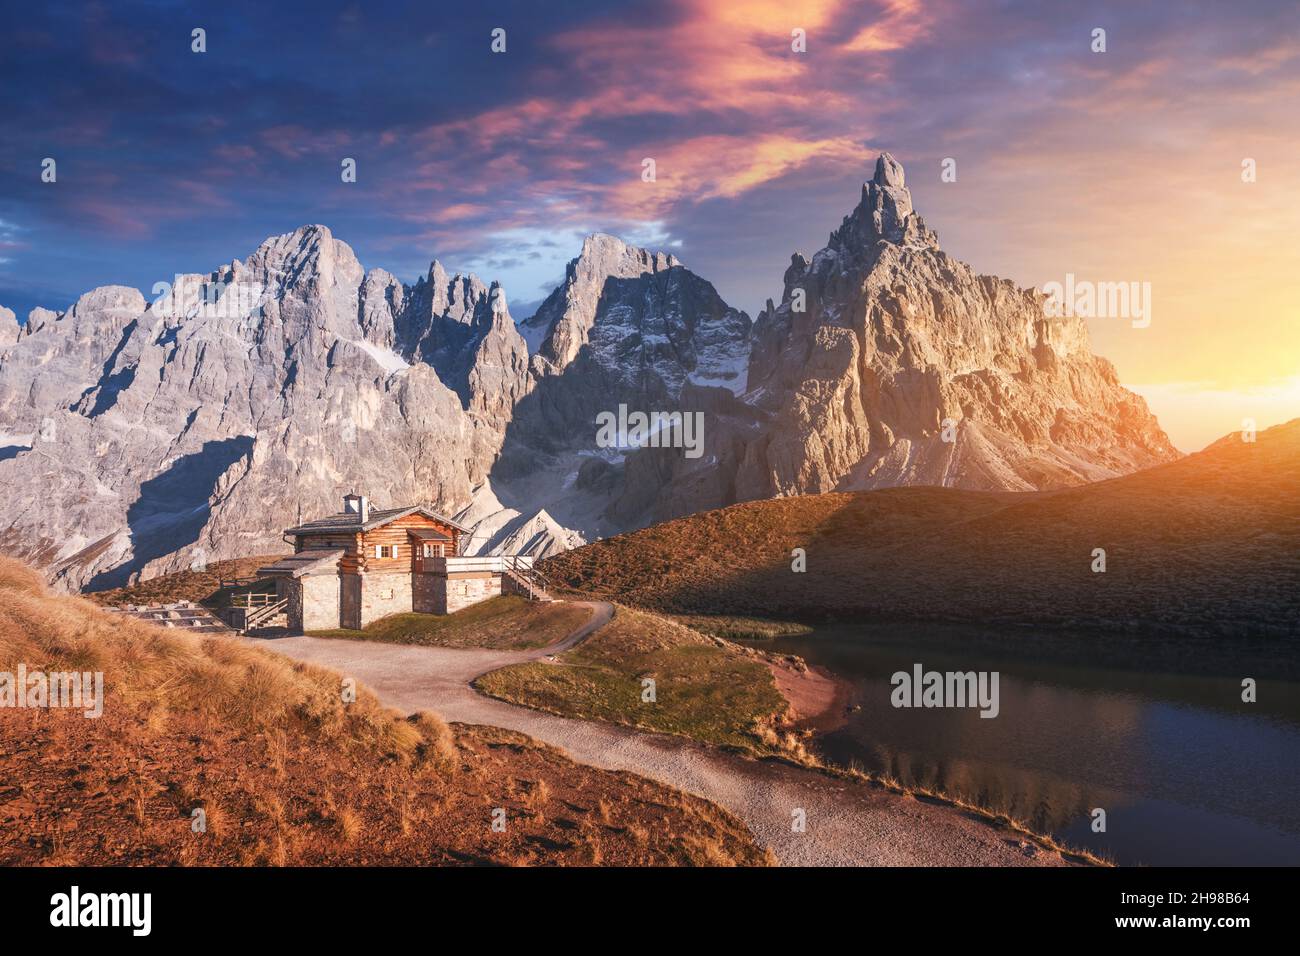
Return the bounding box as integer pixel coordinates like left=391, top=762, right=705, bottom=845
left=256, top=602, right=1068, bottom=866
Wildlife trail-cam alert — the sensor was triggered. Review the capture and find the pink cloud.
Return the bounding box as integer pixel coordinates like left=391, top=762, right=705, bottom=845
left=370, top=0, right=947, bottom=239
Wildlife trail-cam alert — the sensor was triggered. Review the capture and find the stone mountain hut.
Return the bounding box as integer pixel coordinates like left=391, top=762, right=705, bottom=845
left=256, top=493, right=541, bottom=631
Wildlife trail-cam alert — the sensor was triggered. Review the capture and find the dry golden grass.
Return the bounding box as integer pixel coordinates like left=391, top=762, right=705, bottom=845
left=541, top=419, right=1300, bottom=639
left=86, top=555, right=286, bottom=607
left=0, top=556, right=770, bottom=867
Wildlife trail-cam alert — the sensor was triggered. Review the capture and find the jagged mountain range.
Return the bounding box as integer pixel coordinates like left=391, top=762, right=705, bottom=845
left=0, top=153, right=1177, bottom=591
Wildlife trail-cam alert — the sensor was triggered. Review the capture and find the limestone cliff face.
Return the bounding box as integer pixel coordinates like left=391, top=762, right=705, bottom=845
left=525, top=234, right=684, bottom=374
left=503, top=233, right=750, bottom=459
left=0, top=157, right=1177, bottom=590
left=0, top=226, right=500, bottom=590
left=466, top=234, right=752, bottom=554
left=0, top=226, right=747, bottom=588
left=614, top=153, right=1178, bottom=525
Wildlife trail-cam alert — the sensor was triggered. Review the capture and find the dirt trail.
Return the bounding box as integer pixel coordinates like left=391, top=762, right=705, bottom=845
left=257, top=602, right=1068, bottom=866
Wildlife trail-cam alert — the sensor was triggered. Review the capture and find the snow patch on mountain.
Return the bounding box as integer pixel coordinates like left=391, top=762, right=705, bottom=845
left=349, top=339, right=410, bottom=375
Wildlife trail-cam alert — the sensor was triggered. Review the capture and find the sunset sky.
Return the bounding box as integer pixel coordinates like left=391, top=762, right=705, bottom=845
left=1, top=0, right=1296, bottom=450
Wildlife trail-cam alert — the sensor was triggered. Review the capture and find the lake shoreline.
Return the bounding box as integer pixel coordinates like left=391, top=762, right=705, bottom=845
left=767, top=657, right=855, bottom=734
left=750, top=620, right=1300, bottom=866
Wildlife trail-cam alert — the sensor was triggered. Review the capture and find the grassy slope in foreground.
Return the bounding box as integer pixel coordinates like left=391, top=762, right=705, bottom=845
left=477, top=605, right=796, bottom=755
left=307, top=595, right=592, bottom=649
left=541, top=419, right=1300, bottom=638
left=0, top=558, right=768, bottom=866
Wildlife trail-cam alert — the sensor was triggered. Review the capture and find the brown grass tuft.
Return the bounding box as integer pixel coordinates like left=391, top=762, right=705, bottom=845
left=0, top=555, right=771, bottom=867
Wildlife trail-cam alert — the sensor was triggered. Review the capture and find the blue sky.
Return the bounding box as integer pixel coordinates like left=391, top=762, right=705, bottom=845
left=2, top=0, right=1297, bottom=448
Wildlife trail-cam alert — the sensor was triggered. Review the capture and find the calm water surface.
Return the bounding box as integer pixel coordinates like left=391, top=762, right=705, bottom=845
left=750, top=623, right=1300, bottom=865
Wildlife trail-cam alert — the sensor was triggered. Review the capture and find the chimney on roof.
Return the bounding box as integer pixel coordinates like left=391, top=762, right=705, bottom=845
left=343, top=492, right=369, bottom=524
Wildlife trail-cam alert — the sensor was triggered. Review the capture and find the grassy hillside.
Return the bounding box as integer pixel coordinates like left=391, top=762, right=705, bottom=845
left=0, top=557, right=768, bottom=866
left=308, top=595, right=593, bottom=649
left=477, top=605, right=794, bottom=755
left=542, top=420, right=1300, bottom=638
left=87, top=554, right=286, bottom=607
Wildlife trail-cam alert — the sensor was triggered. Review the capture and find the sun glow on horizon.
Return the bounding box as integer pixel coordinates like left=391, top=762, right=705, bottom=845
left=1125, top=376, right=1300, bottom=452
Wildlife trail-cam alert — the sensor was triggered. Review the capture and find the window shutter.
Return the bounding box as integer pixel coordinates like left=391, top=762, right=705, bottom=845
left=374, top=544, right=381, bottom=559
left=393, top=545, right=399, bottom=559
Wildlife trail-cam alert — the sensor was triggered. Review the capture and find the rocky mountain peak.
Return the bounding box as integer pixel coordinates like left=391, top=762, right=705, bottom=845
left=22, top=306, right=60, bottom=337
left=815, top=153, right=940, bottom=258
left=0, top=172, right=1178, bottom=592
left=577, top=232, right=680, bottom=274
left=623, top=152, right=1177, bottom=529
left=523, top=233, right=688, bottom=373
left=488, top=281, right=509, bottom=317
left=71, top=285, right=147, bottom=317
left=386, top=259, right=525, bottom=418
left=245, top=224, right=364, bottom=299
left=873, top=150, right=906, bottom=188
left=419, top=260, right=489, bottom=319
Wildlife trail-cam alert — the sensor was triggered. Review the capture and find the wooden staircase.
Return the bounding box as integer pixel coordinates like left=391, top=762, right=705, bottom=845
left=239, top=599, right=289, bottom=632
left=223, top=589, right=288, bottom=633
left=503, top=556, right=554, bottom=602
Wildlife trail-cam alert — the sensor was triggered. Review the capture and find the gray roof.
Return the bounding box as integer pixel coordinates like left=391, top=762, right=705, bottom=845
left=258, top=549, right=345, bottom=578
left=284, top=504, right=469, bottom=536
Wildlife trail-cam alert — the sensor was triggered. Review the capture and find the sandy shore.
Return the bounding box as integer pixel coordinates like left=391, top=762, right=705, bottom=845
left=767, top=657, right=854, bottom=733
